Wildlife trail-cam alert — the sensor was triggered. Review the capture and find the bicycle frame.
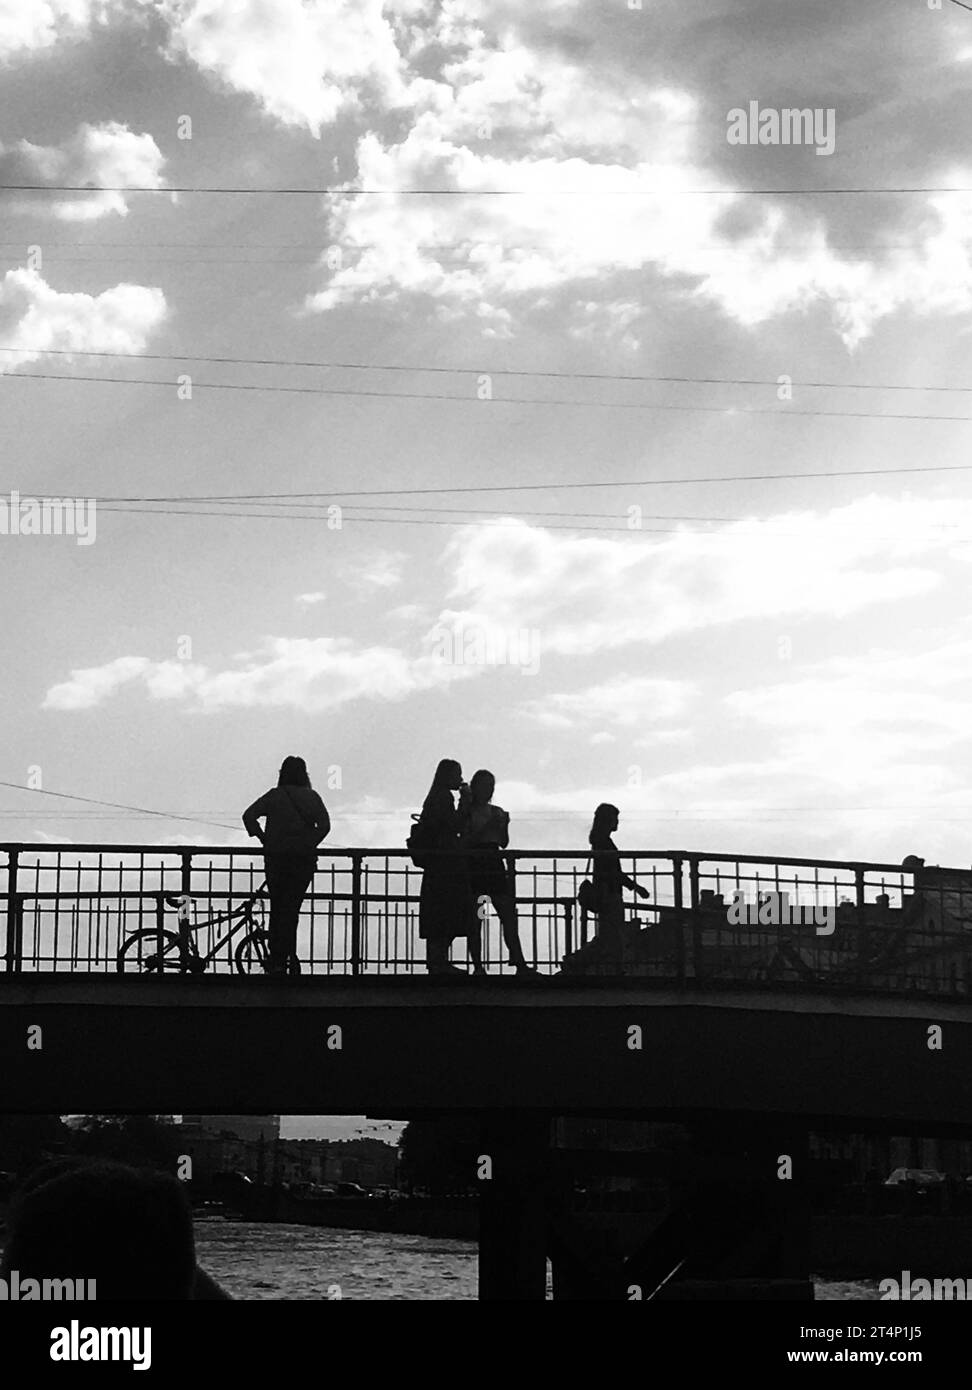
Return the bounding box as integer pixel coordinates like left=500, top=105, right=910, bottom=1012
left=168, top=885, right=267, bottom=969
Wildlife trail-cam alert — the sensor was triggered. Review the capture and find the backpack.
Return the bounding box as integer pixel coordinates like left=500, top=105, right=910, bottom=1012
left=406, top=813, right=437, bottom=869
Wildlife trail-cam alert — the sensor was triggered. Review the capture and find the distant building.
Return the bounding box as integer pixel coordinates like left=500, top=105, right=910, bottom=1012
left=182, top=1116, right=280, bottom=1144
left=563, top=867, right=972, bottom=995
left=174, top=1120, right=397, bottom=1190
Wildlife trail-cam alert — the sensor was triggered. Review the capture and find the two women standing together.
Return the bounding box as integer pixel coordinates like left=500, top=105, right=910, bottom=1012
left=417, top=758, right=535, bottom=978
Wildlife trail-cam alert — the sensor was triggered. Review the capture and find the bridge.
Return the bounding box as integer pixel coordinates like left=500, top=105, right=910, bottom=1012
left=3, top=841, right=971, bottom=1298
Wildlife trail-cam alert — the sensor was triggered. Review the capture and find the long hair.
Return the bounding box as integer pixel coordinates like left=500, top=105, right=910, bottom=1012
left=589, top=802, right=619, bottom=846
left=278, top=755, right=311, bottom=789
left=426, top=758, right=461, bottom=803
left=470, top=769, right=495, bottom=803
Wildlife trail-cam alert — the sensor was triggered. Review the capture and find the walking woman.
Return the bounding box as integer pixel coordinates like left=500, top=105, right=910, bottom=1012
left=588, top=802, right=649, bottom=969
left=417, top=758, right=475, bottom=977
left=243, top=756, right=331, bottom=975
left=463, top=770, right=537, bottom=976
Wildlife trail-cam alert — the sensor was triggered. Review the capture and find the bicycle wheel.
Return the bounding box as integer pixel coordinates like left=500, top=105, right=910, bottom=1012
left=235, top=929, right=302, bottom=976
left=236, top=928, right=270, bottom=975
left=116, top=929, right=187, bottom=974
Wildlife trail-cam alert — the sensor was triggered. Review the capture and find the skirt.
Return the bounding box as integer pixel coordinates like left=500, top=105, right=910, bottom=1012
left=418, top=854, right=474, bottom=941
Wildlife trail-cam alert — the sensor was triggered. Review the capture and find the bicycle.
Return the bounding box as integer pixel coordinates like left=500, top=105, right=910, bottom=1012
left=115, top=883, right=300, bottom=976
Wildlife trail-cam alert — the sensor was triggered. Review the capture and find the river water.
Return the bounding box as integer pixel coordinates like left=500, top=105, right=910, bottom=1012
left=193, top=1221, right=880, bottom=1300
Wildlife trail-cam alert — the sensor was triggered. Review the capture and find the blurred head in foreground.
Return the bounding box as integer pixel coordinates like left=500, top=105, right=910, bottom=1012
left=1, top=1158, right=197, bottom=1299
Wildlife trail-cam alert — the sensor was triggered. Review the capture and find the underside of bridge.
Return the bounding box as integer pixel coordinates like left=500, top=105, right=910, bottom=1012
left=477, top=1113, right=814, bottom=1300
left=4, top=976, right=968, bottom=1299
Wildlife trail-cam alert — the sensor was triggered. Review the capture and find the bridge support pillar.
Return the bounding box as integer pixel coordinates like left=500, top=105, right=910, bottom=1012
left=477, top=1113, right=550, bottom=1300
left=620, top=1115, right=813, bottom=1298
left=683, top=1116, right=812, bottom=1290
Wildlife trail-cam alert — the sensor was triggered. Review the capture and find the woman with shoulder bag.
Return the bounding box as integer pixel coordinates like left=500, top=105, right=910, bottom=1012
left=242, top=755, right=330, bottom=976
left=585, top=802, right=649, bottom=970
left=417, top=758, right=474, bottom=977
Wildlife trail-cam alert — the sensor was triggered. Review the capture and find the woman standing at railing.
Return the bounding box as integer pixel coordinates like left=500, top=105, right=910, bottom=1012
left=242, top=756, right=330, bottom=976
left=462, top=770, right=537, bottom=977
left=589, top=803, right=649, bottom=969
left=416, top=758, right=474, bottom=977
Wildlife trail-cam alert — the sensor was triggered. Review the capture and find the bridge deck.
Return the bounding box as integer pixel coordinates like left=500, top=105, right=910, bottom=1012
left=2, top=975, right=969, bottom=1127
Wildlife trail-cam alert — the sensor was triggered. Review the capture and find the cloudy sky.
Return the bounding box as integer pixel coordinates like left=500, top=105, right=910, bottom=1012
left=3, top=0, right=972, bottom=868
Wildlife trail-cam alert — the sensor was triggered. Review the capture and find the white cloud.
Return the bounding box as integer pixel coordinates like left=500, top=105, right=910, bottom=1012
left=156, top=0, right=436, bottom=137
left=0, top=122, right=166, bottom=220
left=5, top=5, right=971, bottom=347
left=296, top=591, right=327, bottom=606
left=313, top=113, right=972, bottom=346
left=0, top=267, right=167, bottom=373
left=521, top=675, right=692, bottom=729
left=42, top=636, right=474, bottom=714
left=0, top=0, right=122, bottom=62
left=300, top=11, right=972, bottom=348
left=726, top=638, right=972, bottom=781
left=436, top=499, right=954, bottom=658
left=44, top=656, right=151, bottom=710
left=338, top=548, right=406, bottom=594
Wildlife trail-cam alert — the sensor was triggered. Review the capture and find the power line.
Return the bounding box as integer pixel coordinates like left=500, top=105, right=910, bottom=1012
left=0, top=811, right=214, bottom=818
left=0, top=238, right=947, bottom=251
left=65, top=460, right=972, bottom=499
left=2, top=344, right=970, bottom=395
left=91, top=499, right=950, bottom=529
left=0, top=246, right=952, bottom=267
left=11, top=368, right=972, bottom=424
left=5, top=183, right=972, bottom=195
left=9, top=484, right=959, bottom=534
left=4, top=803, right=972, bottom=818
left=89, top=504, right=658, bottom=533
left=146, top=501, right=960, bottom=525
left=0, top=780, right=236, bottom=832
left=78, top=502, right=971, bottom=540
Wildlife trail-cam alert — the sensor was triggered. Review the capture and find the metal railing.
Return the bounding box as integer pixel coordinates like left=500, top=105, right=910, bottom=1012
left=1, top=842, right=970, bottom=997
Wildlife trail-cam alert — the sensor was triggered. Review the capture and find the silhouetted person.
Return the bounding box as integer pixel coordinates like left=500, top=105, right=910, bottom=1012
left=463, top=769, right=537, bottom=977
left=418, top=758, right=473, bottom=977
left=243, top=755, right=330, bottom=975
left=589, top=802, right=649, bottom=969
left=1, top=1158, right=231, bottom=1299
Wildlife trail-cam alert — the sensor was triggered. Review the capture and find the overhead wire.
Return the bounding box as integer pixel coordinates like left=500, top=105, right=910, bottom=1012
left=3, top=344, right=972, bottom=395
left=0, top=780, right=237, bottom=832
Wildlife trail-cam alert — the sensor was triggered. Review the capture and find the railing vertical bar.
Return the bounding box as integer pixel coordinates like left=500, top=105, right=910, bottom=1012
left=350, top=852, right=362, bottom=977
left=855, top=866, right=866, bottom=992
left=180, top=850, right=193, bottom=974
left=688, top=855, right=701, bottom=982
left=673, top=854, right=685, bottom=984
left=4, top=848, right=20, bottom=973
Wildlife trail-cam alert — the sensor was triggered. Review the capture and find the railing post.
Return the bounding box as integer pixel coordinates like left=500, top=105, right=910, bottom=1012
left=180, top=849, right=193, bottom=900
left=672, top=854, right=685, bottom=985
left=855, top=866, right=866, bottom=991
left=4, top=848, right=21, bottom=974
left=507, top=852, right=518, bottom=969
left=350, top=852, right=362, bottom=977
left=688, top=855, right=702, bottom=984
left=179, top=850, right=193, bottom=973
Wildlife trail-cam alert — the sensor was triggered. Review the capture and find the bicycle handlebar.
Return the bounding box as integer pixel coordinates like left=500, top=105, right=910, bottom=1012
left=162, top=883, right=268, bottom=922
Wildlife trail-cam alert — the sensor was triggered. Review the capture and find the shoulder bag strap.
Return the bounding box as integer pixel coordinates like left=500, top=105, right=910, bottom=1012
left=283, top=785, right=318, bottom=832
